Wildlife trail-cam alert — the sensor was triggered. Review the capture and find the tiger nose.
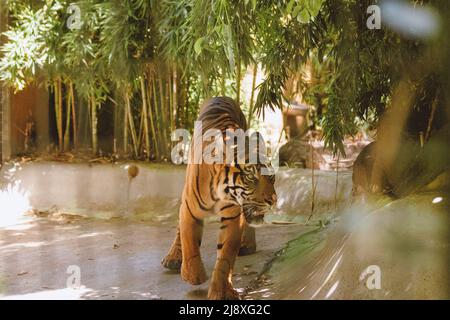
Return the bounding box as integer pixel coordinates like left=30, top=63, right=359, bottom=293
left=271, top=193, right=277, bottom=205
left=265, top=193, right=277, bottom=206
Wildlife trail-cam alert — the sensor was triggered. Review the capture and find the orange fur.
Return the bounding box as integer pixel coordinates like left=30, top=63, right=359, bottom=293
left=162, top=97, right=276, bottom=300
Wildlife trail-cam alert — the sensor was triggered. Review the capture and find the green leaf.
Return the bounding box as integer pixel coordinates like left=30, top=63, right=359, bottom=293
left=286, top=0, right=296, bottom=15
left=292, top=5, right=302, bottom=18
left=194, top=37, right=203, bottom=56
left=297, top=8, right=311, bottom=23
left=306, top=0, right=324, bottom=18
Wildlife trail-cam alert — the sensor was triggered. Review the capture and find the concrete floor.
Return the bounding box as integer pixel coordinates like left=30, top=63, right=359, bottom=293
left=0, top=216, right=311, bottom=300
left=2, top=162, right=446, bottom=300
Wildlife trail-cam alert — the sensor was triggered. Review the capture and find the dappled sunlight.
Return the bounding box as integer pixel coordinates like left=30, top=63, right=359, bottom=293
left=0, top=181, right=31, bottom=229
left=432, top=196, right=443, bottom=204
left=0, top=229, right=114, bottom=255
left=0, top=287, right=93, bottom=300
left=325, top=280, right=340, bottom=299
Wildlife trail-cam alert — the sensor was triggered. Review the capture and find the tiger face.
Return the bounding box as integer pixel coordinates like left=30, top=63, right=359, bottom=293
left=223, top=163, right=277, bottom=225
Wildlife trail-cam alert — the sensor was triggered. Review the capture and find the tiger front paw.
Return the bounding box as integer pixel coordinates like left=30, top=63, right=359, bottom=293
left=207, top=282, right=241, bottom=300
left=181, top=257, right=208, bottom=285
left=161, top=254, right=182, bottom=271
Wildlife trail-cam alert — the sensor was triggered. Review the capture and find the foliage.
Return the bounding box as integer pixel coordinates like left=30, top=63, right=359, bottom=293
left=0, top=0, right=449, bottom=157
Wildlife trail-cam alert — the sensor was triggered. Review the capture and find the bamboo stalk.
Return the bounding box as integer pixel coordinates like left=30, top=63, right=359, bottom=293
left=90, top=97, right=98, bottom=154
left=221, top=68, right=226, bottom=96
left=64, top=81, right=71, bottom=151
left=159, top=76, right=169, bottom=158
left=137, top=102, right=144, bottom=151
left=307, top=140, right=316, bottom=222
left=140, top=76, right=151, bottom=160
left=146, top=72, right=159, bottom=160
left=168, top=72, right=173, bottom=134
left=425, top=93, right=438, bottom=142
left=70, top=81, right=77, bottom=150
left=335, top=154, right=340, bottom=211
left=126, top=90, right=139, bottom=158
left=152, top=76, right=162, bottom=159
left=54, top=79, right=63, bottom=152
left=172, top=66, right=178, bottom=131
left=184, top=76, right=190, bottom=129
left=247, top=64, right=258, bottom=127
left=236, top=52, right=241, bottom=105
left=166, top=75, right=171, bottom=134
left=172, top=66, right=178, bottom=132
left=123, top=92, right=129, bottom=154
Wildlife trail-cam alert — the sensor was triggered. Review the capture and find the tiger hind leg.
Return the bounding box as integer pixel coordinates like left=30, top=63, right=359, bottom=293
left=180, top=203, right=208, bottom=285
left=162, top=226, right=182, bottom=270
left=238, top=222, right=256, bottom=256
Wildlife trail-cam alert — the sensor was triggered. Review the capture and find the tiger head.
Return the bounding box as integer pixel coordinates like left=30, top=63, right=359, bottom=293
left=223, top=162, right=277, bottom=225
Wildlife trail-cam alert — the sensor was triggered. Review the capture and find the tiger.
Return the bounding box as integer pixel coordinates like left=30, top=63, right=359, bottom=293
left=161, top=96, right=277, bottom=300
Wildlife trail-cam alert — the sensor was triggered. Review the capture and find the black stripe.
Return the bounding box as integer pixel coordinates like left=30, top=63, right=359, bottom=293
left=228, top=185, right=245, bottom=191
left=220, top=213, right=241, bottom=222
left=224, top=166, right=230, bottom=184
left=185, top=199, right=203, bottom=225
left=220, top=204, right=235, bottom=211
left=193, top=188, right=211, bottom=211
left=195, top=167, right=211, bottom=210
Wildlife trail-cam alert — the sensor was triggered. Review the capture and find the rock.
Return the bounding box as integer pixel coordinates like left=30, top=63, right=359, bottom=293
left=278, top=139, right=323, bottom=169
left=352, top=141, right=394, bottom=198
